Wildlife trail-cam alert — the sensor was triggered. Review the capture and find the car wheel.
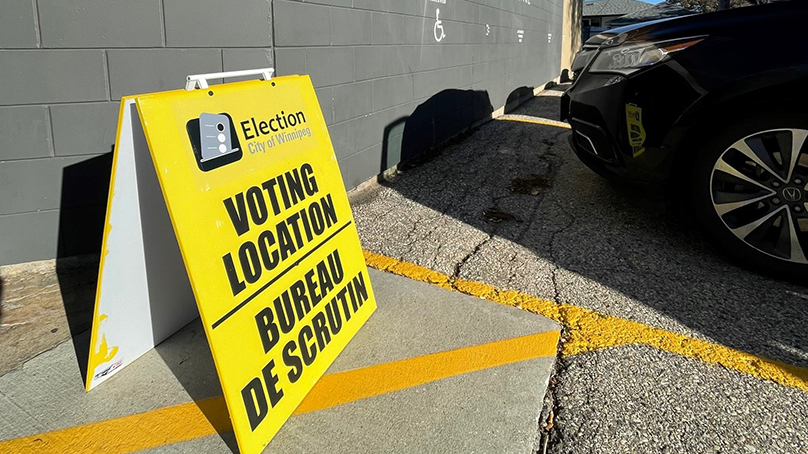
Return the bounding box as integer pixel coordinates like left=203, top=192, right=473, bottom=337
left=691, top=111, right=808, bottom=281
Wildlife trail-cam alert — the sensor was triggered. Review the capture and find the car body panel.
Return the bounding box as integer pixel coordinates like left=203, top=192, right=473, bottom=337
left=563, top=1, right=808, bottom=185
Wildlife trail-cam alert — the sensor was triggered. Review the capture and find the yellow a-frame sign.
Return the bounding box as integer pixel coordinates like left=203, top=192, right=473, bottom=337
left=86, top=69, right=376, bottom=454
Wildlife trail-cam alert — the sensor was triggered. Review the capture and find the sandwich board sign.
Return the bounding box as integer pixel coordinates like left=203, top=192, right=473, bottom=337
left=86, top=68, right=377, bottom=454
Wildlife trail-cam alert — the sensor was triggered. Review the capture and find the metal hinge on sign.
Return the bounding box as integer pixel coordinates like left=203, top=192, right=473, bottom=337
left=185, top=68, right=275, bottom=91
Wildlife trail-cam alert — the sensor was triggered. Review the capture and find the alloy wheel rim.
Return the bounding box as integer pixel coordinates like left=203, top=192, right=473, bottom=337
left=710, top=128, right=808, bottom=265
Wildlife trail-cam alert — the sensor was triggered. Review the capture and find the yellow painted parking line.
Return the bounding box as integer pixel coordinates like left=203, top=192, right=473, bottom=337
left=363, top=250, right=808, bottom=393
left=0, top=331, right=559, bottom=454
left=496, top=115, right=572, bottom=129
left=0, top=397, right=231, bottom=454
left=296, top=330, right=559, bottom=413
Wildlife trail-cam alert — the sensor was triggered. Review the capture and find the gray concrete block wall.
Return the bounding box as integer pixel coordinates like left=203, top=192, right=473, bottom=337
left=1, top=0, right=563, bottom=266
left=37, top=0, right=165, bottom=48
left=0, top=0, right=275, bottom=266
left=273, top=0, right=564, bottom=190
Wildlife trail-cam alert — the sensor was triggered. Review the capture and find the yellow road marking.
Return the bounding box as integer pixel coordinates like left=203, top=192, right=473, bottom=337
left=0, top=332, right=558, bottom=454
left=496, top=116, right=572, bottom=129
left=296, top=330, right=559, bottom=413
left=362, top=250, right=808, bottom=393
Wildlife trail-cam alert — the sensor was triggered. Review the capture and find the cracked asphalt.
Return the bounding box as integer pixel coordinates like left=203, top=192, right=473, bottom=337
left=350, top=88, right=808, bottom=453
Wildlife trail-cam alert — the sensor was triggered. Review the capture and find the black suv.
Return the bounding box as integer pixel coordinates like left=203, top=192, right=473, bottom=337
left=562, top=1, right=808, bottom=280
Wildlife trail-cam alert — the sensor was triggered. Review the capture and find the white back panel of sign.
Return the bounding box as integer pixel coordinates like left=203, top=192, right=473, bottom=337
left=86, top=99, right=197, bottom=390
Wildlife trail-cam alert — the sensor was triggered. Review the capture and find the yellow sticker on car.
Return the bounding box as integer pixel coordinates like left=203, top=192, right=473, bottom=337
left=626, top=104, right=646, bottom=157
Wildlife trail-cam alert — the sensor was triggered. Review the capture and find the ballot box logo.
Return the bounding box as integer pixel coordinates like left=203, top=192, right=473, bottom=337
left=187, top=113, right=243, bottom=171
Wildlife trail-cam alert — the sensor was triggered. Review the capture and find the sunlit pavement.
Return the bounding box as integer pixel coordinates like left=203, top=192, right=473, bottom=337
left=351, top=87, right=808, bottom=454
left=0, top=268, right=559, bottom=454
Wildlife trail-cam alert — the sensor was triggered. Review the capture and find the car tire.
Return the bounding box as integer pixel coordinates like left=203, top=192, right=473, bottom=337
left=690, top=110, right=808, bottom=282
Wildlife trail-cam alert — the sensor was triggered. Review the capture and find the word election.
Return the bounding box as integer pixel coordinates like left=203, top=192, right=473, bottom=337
left=241, top=110, right=307, bottom=140
left=221, top=163, right=338, bottom=297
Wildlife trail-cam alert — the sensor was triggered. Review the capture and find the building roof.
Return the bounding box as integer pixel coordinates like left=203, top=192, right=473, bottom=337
left=607, top=3, right=696, bottom=27
left=583, top=0, right=654, bottom=17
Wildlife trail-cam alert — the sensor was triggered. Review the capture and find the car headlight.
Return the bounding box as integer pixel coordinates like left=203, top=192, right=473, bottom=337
left=589, top=37, right=705, bottom=75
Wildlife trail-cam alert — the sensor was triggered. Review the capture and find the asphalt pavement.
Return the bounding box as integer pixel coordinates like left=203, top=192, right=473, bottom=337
left=350, top=86, right=808, bottom=454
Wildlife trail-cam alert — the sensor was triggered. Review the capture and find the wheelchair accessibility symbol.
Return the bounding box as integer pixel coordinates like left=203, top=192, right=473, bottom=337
left=434, top=9, right=446, bottom=42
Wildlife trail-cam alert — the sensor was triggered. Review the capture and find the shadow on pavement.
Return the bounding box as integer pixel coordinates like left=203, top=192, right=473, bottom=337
left=380, top=89, right=493, bottom=173
left=55, top=152, right=114, bottom=386
left=156, top=320, right=239, bottom=453
left=504, top=86, right=535, bottom=114
left=364, top=88, right=808, bottom=370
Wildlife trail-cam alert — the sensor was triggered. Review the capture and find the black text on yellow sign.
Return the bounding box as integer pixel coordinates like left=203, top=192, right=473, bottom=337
left=135, top=76, right=376, bottom=454
left=214, top=163, right=371, bottom=430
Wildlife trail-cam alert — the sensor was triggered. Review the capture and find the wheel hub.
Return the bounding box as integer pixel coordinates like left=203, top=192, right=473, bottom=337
left=781, top=186, right=803, bottom=203
left=709, top=128, right=808, bottom=265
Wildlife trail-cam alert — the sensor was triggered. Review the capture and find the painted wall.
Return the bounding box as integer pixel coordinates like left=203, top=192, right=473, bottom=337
left=0, top=0, right=564, bottom=266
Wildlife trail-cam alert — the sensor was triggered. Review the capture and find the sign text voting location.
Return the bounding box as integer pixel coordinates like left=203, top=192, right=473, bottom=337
left=86, top=73, right=376, bottom=454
